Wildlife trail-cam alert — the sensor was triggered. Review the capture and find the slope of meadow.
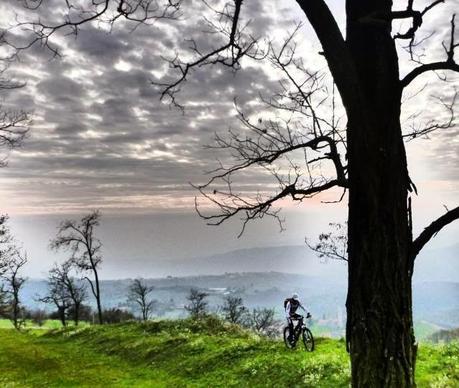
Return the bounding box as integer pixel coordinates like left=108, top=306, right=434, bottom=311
left=0, top=318, right=457, bottom=387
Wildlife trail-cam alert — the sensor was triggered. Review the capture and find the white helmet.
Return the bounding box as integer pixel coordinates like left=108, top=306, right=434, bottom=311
left=292, top=292, right=299, bottom=300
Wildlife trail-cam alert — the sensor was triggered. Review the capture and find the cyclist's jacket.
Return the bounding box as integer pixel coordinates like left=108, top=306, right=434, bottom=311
left=285, top=298, right=307, bottom=318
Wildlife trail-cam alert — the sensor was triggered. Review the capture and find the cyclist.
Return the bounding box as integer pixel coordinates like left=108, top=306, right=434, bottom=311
left=285, top=292, right=309, bottom=340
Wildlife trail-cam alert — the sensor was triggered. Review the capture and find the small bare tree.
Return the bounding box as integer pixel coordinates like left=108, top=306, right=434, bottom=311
left=39, top=279, right=71, bottom=327
left=185, top=288, right=209, bottom=319
left=221, top=295, right=247, bottom=325
left=1, top=251, right=28, bottom=330
left=50, top=211, right=104, bottom=324
left=44, top=261, right=87, bottom=326
left=127, top=278, right=155, bottom=321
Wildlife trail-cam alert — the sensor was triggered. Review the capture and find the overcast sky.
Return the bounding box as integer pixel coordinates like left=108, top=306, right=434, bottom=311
left=0, top=0, right=457, bottom=278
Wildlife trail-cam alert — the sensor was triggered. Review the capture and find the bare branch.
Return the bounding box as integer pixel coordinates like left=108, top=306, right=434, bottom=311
left=195, top=177, right=344, bottom=238
left=401, top=14, right=459, bottom=88
left=411, top=206, right=459, bottom=260
left=191, top=31, right=348, bottom=235
left=392, top=0, right=445, bottom=41
left=4, top=0, right=182, bottom=62
left=153, top=0, right=265, bottom=109
left=401, top=62, right=459, bottom=88
left=403, top=90, right=456, bottom=140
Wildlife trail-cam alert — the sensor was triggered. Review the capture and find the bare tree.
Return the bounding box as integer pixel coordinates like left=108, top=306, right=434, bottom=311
left=306, top=222, right=348, bottom=262
left=248, top=308, right=278, bottom=338
left=43, top=261, right=87, bottom=326
left=127, top=278, right=155, bottom=321
left=1, top=251, right=28, bottom=330
left=8, top=0, right=459, bottom=385
left=50, top=211, right=104, bottom=324
left=39, top=272, right=71, bottom=327
left=221, top=295, right=247, bottom=325
left=61, top=265, right=87, bottom=326
left=184, top=288, right=208, bottom=319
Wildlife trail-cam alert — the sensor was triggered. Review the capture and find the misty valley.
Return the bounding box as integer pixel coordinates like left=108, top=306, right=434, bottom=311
left=20, top=269, right=459, bottom=341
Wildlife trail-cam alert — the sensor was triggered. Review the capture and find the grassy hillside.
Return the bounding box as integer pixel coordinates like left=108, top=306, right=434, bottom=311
left=0, top=318, right=458, bottom=387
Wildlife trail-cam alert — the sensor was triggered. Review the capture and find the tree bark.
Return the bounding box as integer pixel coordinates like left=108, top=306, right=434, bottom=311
left=85, top=273, right=103, bottom=324
left=74, top=302, right=80, bottom=326
left=58, top=306, right=67, bottom=327
left=93, top=270, right=103, bottom=324
left=345, top=1, right=416, bottom=386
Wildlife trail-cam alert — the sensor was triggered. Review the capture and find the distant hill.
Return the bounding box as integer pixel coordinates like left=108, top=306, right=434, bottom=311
left=414, top=281, right=459, bottom=307
left=98, top=243, right=458, bottom=282
left=183, top=246, right=348, bottom=280
left=100, top=245, right=349, bottom=280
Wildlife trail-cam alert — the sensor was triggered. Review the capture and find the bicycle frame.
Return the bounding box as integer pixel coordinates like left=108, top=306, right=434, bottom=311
left=290, top=317, right=305, bottom=342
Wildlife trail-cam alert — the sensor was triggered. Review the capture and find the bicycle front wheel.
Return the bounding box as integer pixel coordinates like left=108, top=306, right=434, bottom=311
left=302, top=327, right=314, bottom=352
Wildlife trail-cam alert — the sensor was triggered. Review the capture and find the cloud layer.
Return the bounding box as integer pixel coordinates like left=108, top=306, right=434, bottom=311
left=0, top=0, right=457, bottom=216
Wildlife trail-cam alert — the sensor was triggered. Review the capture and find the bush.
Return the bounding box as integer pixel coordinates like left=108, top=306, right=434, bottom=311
left=68, top=304, right=93, bottom=323
left=29, top=309, right=48, bottom=327
left=103, top=308, right=135, bottom=324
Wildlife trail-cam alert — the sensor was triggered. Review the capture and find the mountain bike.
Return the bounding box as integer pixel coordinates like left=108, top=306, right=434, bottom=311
left=283, top=313, right=314, bottom=351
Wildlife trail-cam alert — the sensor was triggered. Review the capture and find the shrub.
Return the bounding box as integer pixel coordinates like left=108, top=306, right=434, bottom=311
left=103, top=308, right=135, bottom=324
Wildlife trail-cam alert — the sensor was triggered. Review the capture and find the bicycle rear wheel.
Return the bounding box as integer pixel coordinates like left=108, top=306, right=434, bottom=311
left=302, top=327, right=314, bottom=352
left=283, top=326, right=296, bottom=349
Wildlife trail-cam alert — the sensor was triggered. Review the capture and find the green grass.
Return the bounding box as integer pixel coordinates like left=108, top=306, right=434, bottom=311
left=0, top=318, right=458, bottom=387
left=0, top=319, right=88, bottom=330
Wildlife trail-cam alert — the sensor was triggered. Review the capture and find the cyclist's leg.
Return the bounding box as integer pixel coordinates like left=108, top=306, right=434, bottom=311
left=291, top=313, right=303, bottom=329
left=287, top=317, right=294, bottom=340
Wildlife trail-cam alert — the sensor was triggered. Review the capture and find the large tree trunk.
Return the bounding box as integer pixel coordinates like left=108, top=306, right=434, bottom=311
left=345, top=0, right=416, bottom=386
